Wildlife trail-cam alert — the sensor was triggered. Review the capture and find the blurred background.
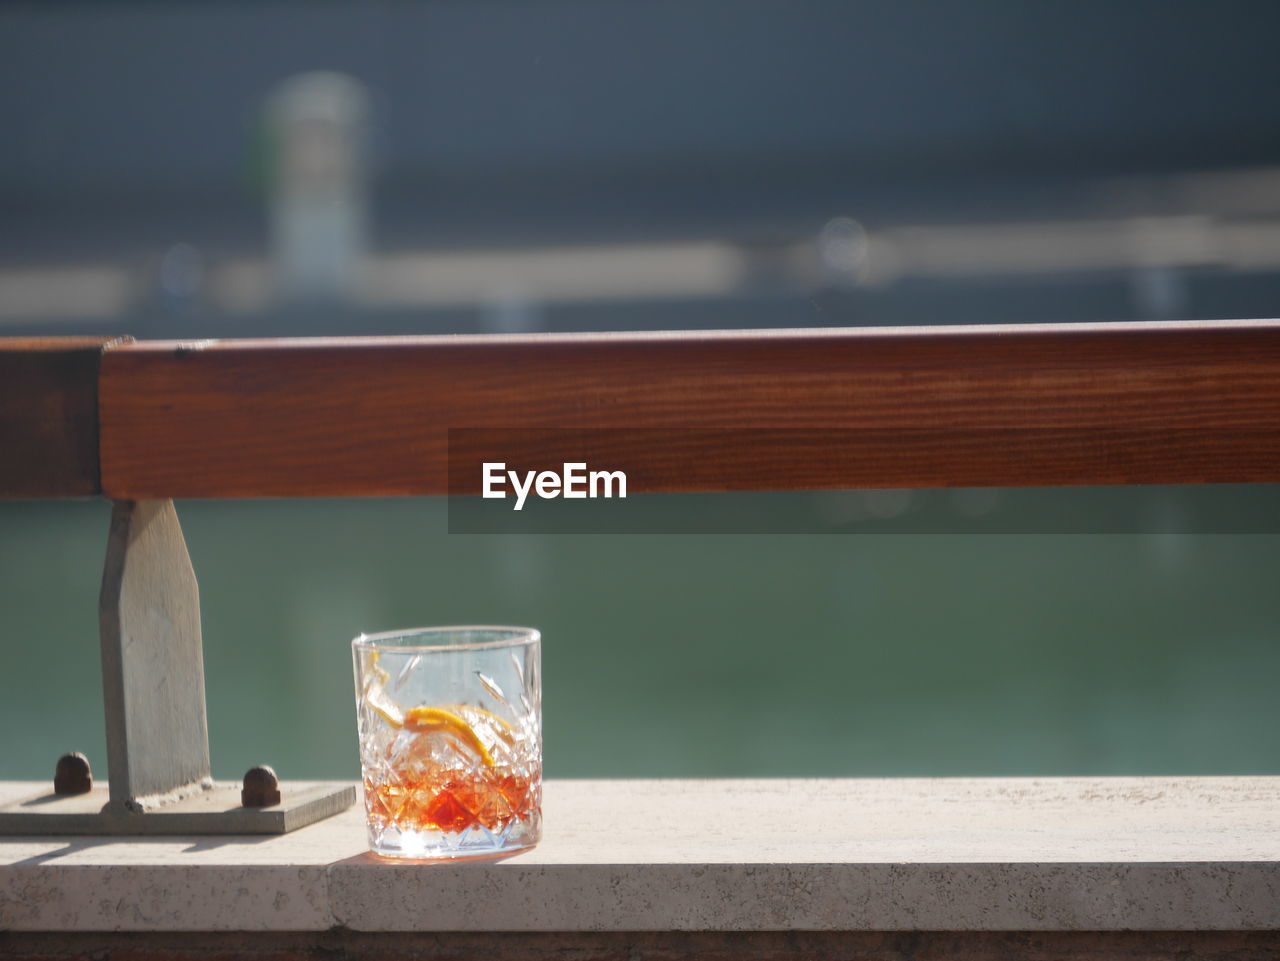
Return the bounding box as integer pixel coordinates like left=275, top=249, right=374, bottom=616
left=2, top=0, right=1279, bottom=782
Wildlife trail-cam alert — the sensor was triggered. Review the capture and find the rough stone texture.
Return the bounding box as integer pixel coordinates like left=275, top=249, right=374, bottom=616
left=2, top=778, right=1279, bottom=933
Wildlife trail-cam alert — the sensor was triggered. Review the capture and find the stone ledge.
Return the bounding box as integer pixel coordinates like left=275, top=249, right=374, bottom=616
left=5, top=930, right=1280, bottom=961
left=1, top=777, right=1278, bottom=933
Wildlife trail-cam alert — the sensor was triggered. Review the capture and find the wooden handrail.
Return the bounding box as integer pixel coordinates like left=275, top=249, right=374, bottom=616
left=4, top=322, right=1280, bottom=499
left=0, top=336, right=130, bottom=498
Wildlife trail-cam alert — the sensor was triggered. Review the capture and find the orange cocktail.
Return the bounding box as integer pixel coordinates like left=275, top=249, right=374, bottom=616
left=353, top=628, right=542, bottom=859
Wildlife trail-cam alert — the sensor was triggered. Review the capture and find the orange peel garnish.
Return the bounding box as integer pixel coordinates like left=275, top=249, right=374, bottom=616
left=366, top=697, right=404, bottom=729
left=404, top=706, right=496, bottom=768
left=441, top=703, right=516, bottom=744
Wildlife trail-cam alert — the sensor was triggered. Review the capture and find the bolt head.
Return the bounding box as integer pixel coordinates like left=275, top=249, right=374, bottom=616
left=53, top=752, right=93, bottom=795
left=241, top=764, right=282, bottom=807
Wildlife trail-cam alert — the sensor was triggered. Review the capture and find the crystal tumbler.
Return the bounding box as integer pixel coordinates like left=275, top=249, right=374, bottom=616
left=352, top=626, right=541, bottom=859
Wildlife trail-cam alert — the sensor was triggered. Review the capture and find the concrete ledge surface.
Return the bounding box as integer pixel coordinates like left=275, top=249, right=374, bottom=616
left=5, top=930, right=1280, bottom=961
left=1, top=777, right=1278, bottom=932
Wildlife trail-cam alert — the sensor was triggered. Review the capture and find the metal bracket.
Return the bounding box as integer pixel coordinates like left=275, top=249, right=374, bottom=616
left=0, top=500, right=354, bottom=834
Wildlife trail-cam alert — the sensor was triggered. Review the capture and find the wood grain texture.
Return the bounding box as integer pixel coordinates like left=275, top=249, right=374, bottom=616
left=0, top=336, right=129, bottom=498
left=96, top=322, right=1280, bottom=498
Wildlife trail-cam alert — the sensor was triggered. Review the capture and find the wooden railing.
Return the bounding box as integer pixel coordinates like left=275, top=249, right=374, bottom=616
left=4, top=323, right=1280, bottom=955
left=4, top=320, right=1280, bottom=500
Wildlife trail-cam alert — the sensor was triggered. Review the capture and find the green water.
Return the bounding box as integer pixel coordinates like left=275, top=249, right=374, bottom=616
left=2, top=498, right=1278, bottom=782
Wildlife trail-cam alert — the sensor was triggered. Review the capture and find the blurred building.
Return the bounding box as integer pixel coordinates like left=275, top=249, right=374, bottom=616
left=4, top=0, right=1280, bottom=337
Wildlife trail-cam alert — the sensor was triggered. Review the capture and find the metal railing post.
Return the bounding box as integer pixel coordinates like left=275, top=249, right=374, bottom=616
left=0, top=500, right=354, bottom=834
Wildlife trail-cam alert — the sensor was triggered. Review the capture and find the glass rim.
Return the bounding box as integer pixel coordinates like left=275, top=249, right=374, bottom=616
left=351, top=625, right=541, bottom=653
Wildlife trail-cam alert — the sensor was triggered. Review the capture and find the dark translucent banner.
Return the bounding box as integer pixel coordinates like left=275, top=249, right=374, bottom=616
left=446, top=428, right=1280, bottom=534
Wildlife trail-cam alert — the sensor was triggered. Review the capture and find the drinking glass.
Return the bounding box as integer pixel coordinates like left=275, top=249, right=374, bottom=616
left=352, top=626, right=542, bottom=859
